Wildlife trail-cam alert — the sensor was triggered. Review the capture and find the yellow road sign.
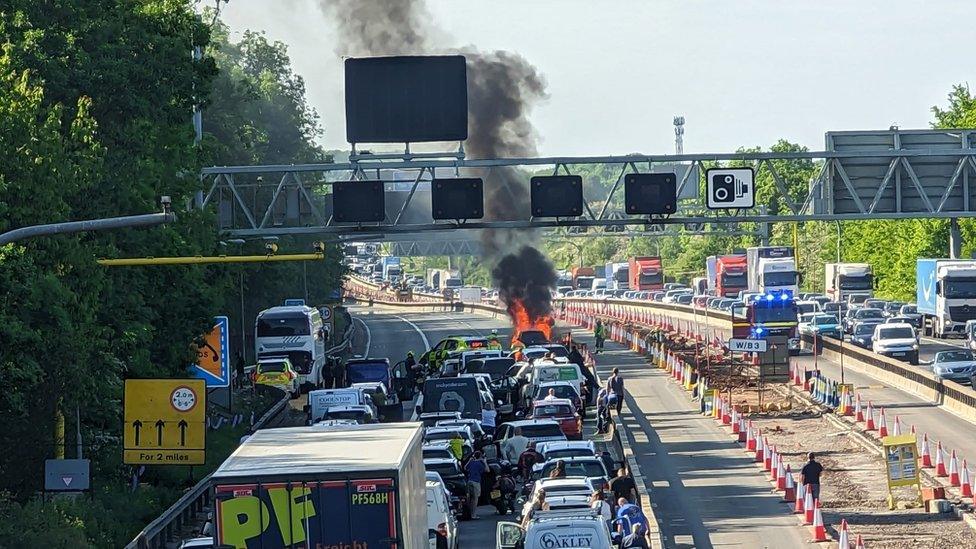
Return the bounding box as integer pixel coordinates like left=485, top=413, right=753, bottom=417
left=124, top=379, right=206, bottom=465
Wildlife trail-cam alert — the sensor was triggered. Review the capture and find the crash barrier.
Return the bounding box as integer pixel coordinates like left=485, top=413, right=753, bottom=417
left=612, top=398, right=665, bottom=549
left=126, top=322, right=359, bottom=549
left=802, top=333, right=976, bottom=426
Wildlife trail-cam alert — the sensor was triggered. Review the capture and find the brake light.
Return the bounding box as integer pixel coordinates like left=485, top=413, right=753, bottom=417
left=437, top=522, right=448, bottom=537
left=250, top=371, right=257, bottom=382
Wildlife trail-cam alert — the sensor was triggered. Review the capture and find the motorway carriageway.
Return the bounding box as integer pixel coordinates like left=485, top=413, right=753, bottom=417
left=353, top=306, right=807, bottom=548
left=798, top=332, right=976, bottom=477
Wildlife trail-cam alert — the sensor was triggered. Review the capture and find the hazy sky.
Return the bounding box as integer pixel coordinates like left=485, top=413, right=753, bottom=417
left=219, top=0, right=974, bottom=157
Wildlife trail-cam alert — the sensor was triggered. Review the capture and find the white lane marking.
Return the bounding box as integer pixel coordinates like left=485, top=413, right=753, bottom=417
left=920, top=336, right=966, bottom=349
left=356, top=317, right=372, bottom=356
left=392, top=314, right=431, bottom=350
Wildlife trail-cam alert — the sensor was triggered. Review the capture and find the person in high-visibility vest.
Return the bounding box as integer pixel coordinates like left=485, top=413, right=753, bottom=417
left=487, top=330, right=502, bottom=350
left=594, top=320, right=607, bottom=353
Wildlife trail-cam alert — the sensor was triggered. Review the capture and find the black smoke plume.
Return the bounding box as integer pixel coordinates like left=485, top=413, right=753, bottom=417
left=491, top=246, right=557, bottom=320
left=320, top=0, right=555, bottom=309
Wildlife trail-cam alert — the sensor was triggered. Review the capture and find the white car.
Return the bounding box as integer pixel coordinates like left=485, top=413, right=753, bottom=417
left=537, top=440, right=597, bottom=461
left=318, top=404, right=376, bottom=424
left=498, top=509, right=615, bottom=549
left=662, top=289, right=693, bottom=303
left=435, top=417, right=486, bottom=440
left=422, top=441, right=458, bottom=461
left=519, top=476, right=598, bottom=521
left=796, top=300, right=823, bottom=315
left=536, top=457, right=610, bottom=491
left=426, top=479, right=458, bottom=549
left=872, top=323, right=919, bottom=365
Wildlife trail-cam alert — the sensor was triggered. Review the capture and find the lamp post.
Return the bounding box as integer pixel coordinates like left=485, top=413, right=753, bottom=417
left=224, top=238, right=247, bottom=364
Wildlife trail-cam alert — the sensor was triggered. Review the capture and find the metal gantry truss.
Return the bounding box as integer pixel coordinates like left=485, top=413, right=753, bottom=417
left=199, top=128, right=976, bottom=239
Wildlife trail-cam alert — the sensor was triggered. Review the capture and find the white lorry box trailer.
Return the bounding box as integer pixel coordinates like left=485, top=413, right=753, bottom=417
left=211, top=423, right=427, bottom=549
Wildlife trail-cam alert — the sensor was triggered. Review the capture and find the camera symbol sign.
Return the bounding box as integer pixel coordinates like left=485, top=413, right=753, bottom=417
left=706, top=167, right=755, bottom=209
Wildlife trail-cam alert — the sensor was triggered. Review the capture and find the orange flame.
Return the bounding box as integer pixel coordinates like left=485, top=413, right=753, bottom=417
left=508, top=298, right=553, bottom=346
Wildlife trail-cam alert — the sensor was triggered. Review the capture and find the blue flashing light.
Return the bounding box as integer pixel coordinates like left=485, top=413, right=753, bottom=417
left=754, top=327, right=765, bottom=335
left=780, top=293, right=790, bottom=301
left=766, top=294, right=774, bottom=301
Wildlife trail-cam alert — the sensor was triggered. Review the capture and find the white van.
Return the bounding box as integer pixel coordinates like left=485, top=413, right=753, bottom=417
left=497, top=509, right=615, bottom=549
left=427, top=480, right=458, bottom=549
left=531, top=363, right=584, bottom=397
left=305, top=388, right=373, bottom=424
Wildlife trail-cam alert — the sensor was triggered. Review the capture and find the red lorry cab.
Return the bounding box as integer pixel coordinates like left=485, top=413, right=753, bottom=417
left=629, top=257, right=664, bottom=291
left=716, top=255, right=748, bottom=298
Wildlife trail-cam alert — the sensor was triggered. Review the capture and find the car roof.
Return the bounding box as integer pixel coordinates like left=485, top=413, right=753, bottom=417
left=422, top=440, right=452, bottom=448
left=539, top=381, right=576, bottom=388
left=542, top=456, right=602, bottom=465
left=538, top=476, right=592, bottom=487
left=326, top=405, right=369, bottom=412
left=504, top=419, right=561, bottom=427
left=424, top=458, right=459, bottom=466
left=425, top=426, right=470, bottom=435
left=876, top=322, right=913, bottom=330
left=539, top=440, right=595, bottom=452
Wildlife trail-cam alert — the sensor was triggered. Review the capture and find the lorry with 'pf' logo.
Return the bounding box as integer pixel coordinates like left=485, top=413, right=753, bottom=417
left=212, top=423, right=426, bottom=548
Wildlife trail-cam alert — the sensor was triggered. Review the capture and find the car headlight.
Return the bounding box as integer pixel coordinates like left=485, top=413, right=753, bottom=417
left=945, top=319, right=953, bottom=325
left=912, top=344, right=919, bottom=350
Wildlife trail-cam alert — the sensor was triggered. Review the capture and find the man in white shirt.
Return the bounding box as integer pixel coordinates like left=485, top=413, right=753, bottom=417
left=543, top=388, right=558, bottom=401
left=502, top=427, right=529, bottom=462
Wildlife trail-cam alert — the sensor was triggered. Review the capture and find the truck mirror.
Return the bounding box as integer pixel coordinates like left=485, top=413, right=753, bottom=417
left=936, top=280, right=943, bottom=296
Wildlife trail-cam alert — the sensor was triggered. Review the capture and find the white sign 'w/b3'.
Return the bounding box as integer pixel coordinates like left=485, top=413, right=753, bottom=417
left=706, top=167, right=755, bottom=209
left=728, top=338, right=767, bottom=353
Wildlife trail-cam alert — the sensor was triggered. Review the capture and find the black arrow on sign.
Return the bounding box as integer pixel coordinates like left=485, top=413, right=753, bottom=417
left=178, top=420, right=188, bottom=447
left=155, top=420, right=165, bottom=446
left=132, top=420, right=143, bottom=446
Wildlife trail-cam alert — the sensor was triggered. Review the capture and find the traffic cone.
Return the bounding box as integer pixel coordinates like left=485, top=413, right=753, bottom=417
left=949, top=450, right=960, bottom=486
left=763, top=438, right=772, bottom=471
left=961, top=460, right=973, bottom=498
left=803, top=487, right=815, bottom=524
left=737, top=416, right=747, bottom=443
left=854, top=534, right=866, bottom=549
left=745, top=421, right=753, bottom=449
left=878, top=408, right=889, bottom=437
left=776, top=455, right=788, bottom=490
left=811, top=500, right=828, bottom=542
left=936, top=441, right=948, bottom=477
left=732, top=409, right=740, bottom=434
left=794, top=481, right=806, bottom=514
left=921, top=433, right=933, bottom=468
left=749, top=426, right=759, bottom=452
left=854, top=393, right=864, bottom=422
left=755, top=433, right=765, bottom=463
left=838, top=519, right=850, bottom=549
left=784, top=465, right=796, bottom=502
left=803, top=371, right=811, bottom=391
left=865, top=401, right=876, bottom=431
left=771, top=448, right=780, bottom=481
left=893, top=416, right=902, bottom=436
left=722, top=402, right=732, bottom=425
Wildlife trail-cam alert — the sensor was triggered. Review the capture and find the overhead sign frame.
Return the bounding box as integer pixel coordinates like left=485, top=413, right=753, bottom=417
left=124, top=379, right=206, bottom=465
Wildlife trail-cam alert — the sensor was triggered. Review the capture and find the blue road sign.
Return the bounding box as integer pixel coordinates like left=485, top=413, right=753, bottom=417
left=190, top=316, right=230, bottom=387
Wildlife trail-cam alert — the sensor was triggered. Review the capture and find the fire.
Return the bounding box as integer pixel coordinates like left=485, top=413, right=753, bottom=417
left=508, top=298, right=553, bottom=346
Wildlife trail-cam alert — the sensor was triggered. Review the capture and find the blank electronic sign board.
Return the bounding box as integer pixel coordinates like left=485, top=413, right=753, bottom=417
left=345, top=55, right=468, bottom=143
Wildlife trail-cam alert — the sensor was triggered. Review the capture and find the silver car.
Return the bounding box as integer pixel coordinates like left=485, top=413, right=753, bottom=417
left=928, top=350, right=976, bottom=383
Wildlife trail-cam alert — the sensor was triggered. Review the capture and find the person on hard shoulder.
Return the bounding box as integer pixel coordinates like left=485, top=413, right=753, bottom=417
left=594, top=320, right=606, bottom=353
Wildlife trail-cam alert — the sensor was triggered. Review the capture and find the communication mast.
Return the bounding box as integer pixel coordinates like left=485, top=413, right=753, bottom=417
left=674, top=116, right=685, bottom=155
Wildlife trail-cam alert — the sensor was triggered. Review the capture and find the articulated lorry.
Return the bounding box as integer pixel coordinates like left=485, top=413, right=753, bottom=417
left=212, top=423, right=427, bottom=549
left=707, top=254, right=748, bottom=298
left=825, top=263, right=873, bottom=303
left=746, top=246, right=799, bottom=295
left=605, top=262, right=630, bottom=290
left=917, top=259, right=976, bottom=338
left=428, top=269, right=463, bottom=291
left=628, top=257, right=664, bottom=291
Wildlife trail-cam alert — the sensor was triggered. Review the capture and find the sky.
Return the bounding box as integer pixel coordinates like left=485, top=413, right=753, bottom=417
left=219, top=0, right=975, bottom=157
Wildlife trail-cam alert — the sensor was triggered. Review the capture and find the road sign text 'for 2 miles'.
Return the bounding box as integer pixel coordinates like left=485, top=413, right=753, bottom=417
left=123, top=379, right=206, bottom=465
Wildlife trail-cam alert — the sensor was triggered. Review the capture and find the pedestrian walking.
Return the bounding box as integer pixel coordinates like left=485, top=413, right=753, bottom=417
left=594, top=320, right=606, bottom=353
left=465, top=451, right=488, bottom=519
left=502, top=427, right=529, bottom=463
left=615, top=497, right=650, bottom=537
left=590, top=490, right=612, bottom=525
left=234, top=352, right=246, bottom=390
left=800, top=452, right=824, bottom=500
left=607, top=367, right=624, bottom=414
left=609, top=466, right=637, bottom=503
left=622, top=523, right=650, bottom=548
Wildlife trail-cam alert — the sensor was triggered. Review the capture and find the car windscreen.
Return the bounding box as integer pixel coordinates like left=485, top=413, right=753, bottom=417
left=878, top=327, right=914, bottom=339
left=466, top=358, right=515, bottom=380
left=426, top=462, right=461, bottom=477
left=812, top=315, right=836, bottom=325
left=257, top=361, right=286, bottom=373
left=543, top=345, right=569, bottom=357
left=854, top=324, right=875, bottom=335
left=533, top=404, right=574, bottom=417
left=536, top=386, right=579, bottom=400
left=346, top=363, right=388, bottom=384
left=938, top=351, right=974, bottom=363
left=543, top=461, right=606, bottom=478
left=257, top=315, right=309, bottom=336
left=425, top=431, right=467, bottom=442
left=422, top=379, right=481, bottom=416
left=902, top=306, right=917, bottom=314
left=423, top=448, right=452, bottom=459
left=857, top=309, right=884, bottom=319
left=520, top=423, right=565, bottom=438
left=324, top=411, right=364, bottom=421
left=540, top=483, right=590, bottom=494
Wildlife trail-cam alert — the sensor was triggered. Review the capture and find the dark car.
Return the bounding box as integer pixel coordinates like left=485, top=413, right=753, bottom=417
left=845, top=307, right=885, bottom=333
left=883, top=301, right=906, bottom=318
left=676, top=294, right=694, bottom=305
left=850, top=321, right=877, bottom=348
left=823, top=301, right=848, bottom=321
left=899, top=304, right=923, bottom=329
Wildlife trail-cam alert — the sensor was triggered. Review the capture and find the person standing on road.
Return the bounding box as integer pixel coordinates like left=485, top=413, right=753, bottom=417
left=517, top=442, right=543, bottom=481
left=607, top=367, right=624, bottom=414
left=800, top=452, right=824, bottom=501
left=594, top=320, right=606, bottom=353
left=615, top=497, right=649, bottom=537
left=464, top=451, right=488, bottom=519
left=590, top=490, right=612, bottom=524
left=609, top=466, right=637, bottom=503
left=234, top=352, right=246, bottom=390
left=622, top=523, right=650, bottom=548
left=449, top=432, right=465, bottom=462
left=502, top=427, right=529, bottom=462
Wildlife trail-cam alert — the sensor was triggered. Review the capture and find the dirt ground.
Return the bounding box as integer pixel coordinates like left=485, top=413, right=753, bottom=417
left=722, top=384, right=976, bottom=548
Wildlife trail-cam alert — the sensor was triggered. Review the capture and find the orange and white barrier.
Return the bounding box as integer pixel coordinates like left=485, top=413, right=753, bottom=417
left=811, top=500, right=828, bottom=542
left=961, top=460, right=973, bottom=498
left=921, top=433, right=933, bottom=468
left=838, top=519, right=850, bottom=549
left=803, top=487, right=815, bottom=524
left=865, top=401, right=876, bottom=431
left=794, top=481, right=806, bottom=514
left=949, top=450, right=961, bottom=486
left=878, top=407, right=889, bottom=437
left=936, top=441, right=948, bottom=477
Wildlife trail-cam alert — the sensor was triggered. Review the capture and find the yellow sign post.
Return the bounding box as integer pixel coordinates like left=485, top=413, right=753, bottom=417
left=882, top=433, right=922, bottom=510
left=124, top=379, right=206, bottom=465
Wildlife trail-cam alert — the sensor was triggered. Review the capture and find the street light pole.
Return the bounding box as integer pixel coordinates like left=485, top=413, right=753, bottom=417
left=0, top=199, right=174, bottom=245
